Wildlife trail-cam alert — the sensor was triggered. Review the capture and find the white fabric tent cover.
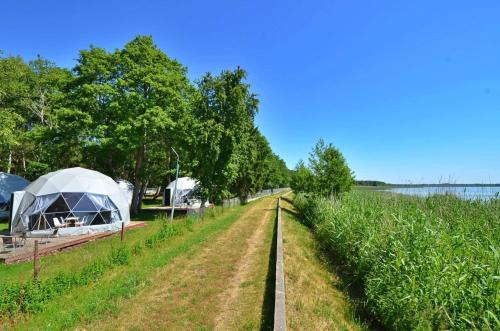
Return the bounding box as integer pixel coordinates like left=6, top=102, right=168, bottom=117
left=0, top=172, right=29, bottom=219
left=166, top=177, right=207, bottom=207
left=116, top=179, right=134, bottom=205
left=10, top=167, right=130, bottom=236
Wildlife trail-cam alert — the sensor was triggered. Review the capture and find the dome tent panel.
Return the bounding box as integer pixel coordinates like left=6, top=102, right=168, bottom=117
left=62, top=192, right=84, bottom=207
left=87, top=194, right=117, bottom=211
left=116, top=179, right=134, bottom=205
left=0, top=172, right=29, bottom=219
left=91, top=213, right=106, bottom=225
left=22, top=193, right=59, bottom=217
left=44, top=195, right=71, bottom=213
left=10, top=167, right=130, bottom=236
left=165, top=177, right=207, bottom=207
left=73, top=212, right=98, bottom=225
left=72, top=194, right=99, bottom=212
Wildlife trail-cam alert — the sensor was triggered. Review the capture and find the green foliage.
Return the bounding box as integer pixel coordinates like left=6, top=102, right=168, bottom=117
left=190, top=67, right=288, bottom=203
left=291, top=139, right=354, bottom=197
left=294, top=191, right=500, bottom=330
left=1, top=38, right=288, bottom=208
left=144, top=220, right=183, bottom=248
left=290, top=160, right=314, bottom=193
left=109, top=246, right=131, bottom=266
left=308, top=139, right=355, bottom=197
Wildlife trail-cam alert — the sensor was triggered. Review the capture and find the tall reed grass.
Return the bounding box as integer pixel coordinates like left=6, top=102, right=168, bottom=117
left=294, top=191, right=499, bottom=330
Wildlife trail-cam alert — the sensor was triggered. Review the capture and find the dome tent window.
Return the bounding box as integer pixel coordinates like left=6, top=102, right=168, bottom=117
left=10, top=167, right=130, bottom=236
left=23, top=192, right=121, bottom=230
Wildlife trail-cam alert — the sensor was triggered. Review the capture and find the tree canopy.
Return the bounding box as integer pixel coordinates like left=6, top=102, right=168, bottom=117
left=0, top=36, right=290, bottom=213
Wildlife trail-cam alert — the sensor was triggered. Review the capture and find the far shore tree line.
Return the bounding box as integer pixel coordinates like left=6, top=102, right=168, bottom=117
left=0, top=35, right=290, bottom=214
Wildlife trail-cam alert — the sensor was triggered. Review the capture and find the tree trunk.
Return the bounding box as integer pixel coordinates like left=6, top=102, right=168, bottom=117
left=130, top=145, right=145, bottom=215
left=7, top=150, right=12, bottom=174
left=139, top=180, right=149, bottom=201
left=200, top=197, right=207, bottom=218
left=151, top=186, right=162, bottom=200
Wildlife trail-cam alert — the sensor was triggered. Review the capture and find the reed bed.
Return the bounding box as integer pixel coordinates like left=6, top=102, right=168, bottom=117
left=294, top=191, right=499, bottom=330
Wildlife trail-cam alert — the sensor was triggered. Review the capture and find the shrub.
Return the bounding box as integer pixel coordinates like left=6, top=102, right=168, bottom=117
left=109, top=246, right=131, bottom=266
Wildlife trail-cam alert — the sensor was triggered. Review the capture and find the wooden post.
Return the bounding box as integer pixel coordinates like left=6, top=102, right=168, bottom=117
left=33, top=240, right=39, bottom=279
left=121, top=222, right=125, bottom=242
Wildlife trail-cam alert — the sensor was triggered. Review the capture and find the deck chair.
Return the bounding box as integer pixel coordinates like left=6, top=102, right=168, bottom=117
left=53, top=217, right=67, bottom=228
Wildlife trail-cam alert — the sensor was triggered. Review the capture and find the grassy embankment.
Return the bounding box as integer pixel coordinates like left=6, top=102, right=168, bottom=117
left=82, top=195, right=277, bottom=330
left=0, top=203, right=249, bottom=329
left=294, top=191, right=499, bottom=330
left=280, top=197, right=366, bottom=330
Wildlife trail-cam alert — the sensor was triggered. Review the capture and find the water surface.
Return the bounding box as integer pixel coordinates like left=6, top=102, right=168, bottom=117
left=381, top=186, right=499, bottom=200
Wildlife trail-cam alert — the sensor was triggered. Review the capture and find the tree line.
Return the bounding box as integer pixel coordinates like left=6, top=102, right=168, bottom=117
left=0, top=35, right=290, bottom=214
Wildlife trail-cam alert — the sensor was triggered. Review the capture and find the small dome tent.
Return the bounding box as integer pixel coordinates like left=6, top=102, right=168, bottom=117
left=0, top=172, right=29, bottom=220
left=165, top=177, right=207, bottom=207
left=116, top=179, right=134, bottom=205
left=10, top=167, right=130, bottom=236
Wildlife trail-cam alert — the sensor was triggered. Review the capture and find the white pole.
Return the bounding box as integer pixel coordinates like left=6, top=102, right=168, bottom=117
left=170, top=147, right=179, bottom=222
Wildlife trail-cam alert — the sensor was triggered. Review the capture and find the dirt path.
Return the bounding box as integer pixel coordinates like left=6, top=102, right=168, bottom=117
left=85, top=196, right=277, bottom=330
left=213, top=200, right=273, bottom=330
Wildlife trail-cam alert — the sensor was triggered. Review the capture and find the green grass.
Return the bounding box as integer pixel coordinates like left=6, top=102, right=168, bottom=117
left=141, top=197, right=164, bottom=208
left=0, top=204, right=247, bottom=329
left=294, top=191, right=499, bottom=330
left=280, top=198, right=364, bottom=330
left=0, top=211, right=158, bottom=284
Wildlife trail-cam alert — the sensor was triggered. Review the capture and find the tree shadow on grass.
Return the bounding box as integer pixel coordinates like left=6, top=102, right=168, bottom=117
left=259, top=211, right=277, bottom=331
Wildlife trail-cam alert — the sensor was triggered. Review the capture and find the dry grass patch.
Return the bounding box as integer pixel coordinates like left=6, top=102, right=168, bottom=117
left=281, top=199, right=366, bottom=331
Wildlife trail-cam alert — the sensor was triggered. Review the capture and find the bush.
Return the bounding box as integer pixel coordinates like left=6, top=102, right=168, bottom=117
left=294, top=191, right=500, bottom=330
left=109, top=246, right=131, bottom=266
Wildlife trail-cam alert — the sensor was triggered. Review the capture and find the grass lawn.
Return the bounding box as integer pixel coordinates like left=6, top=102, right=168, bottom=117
left=77, top=196, right=278, bottom=330
left=141, top=197, right=164, bottom=208
left=0, top=203, right=249, bottom=329
left=280, top=197, right=366, bottom=331
left=0, top=209, right=159, bottom=284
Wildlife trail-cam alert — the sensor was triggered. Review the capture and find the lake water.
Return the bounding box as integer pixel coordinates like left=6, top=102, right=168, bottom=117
left=381, top=186, right=500, bottom=200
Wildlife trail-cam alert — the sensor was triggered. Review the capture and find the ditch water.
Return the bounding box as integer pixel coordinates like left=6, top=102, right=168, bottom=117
left=381, top=186, right=500, bottom=200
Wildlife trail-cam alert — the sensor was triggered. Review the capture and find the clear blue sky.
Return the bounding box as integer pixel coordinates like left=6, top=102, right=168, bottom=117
left=1, top=0, right=499, bottom=183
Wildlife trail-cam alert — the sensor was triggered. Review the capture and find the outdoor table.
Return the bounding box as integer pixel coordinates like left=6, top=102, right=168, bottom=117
left=65, top=217, right=81, bottom=227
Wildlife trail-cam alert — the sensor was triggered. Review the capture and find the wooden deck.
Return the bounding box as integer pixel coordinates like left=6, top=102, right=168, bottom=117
left=0, top=221, right=145, bottom=264
left=142, top=204, right=212, bottom=213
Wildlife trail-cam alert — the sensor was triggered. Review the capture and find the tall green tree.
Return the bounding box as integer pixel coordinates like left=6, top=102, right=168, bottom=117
left=190, top=67, right=258, bottom=204
left=290, top=160, right=314, bottom=193
left=0, top=54, right=33, bottom=173
left=71, top=36, right=194, bottom=214
left=308, top=139, right=355, bottom=197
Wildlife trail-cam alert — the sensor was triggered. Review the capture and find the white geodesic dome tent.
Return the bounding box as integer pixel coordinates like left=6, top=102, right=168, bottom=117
left=0, top=172, right=29, bottom=220
left=166, top=177, right=207, bottom=207
left=116, top=179, right=134, bottom=205
left=10, top=167, right=130, bottom=236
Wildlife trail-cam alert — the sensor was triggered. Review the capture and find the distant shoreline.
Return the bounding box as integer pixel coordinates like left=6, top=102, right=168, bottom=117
left=356, top=182, right=500, bottom=188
